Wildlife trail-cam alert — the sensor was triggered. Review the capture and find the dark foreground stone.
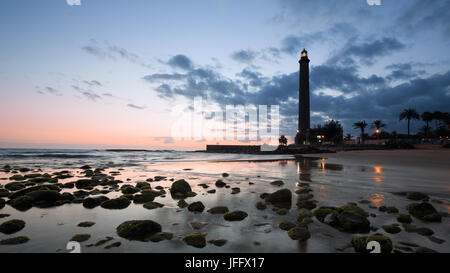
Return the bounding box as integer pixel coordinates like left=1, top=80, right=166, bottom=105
left=0, top=219, right=25, bottom=234
left=116, top=220, right=162, bottom=241
left=0, top=236, right=30, bottom=245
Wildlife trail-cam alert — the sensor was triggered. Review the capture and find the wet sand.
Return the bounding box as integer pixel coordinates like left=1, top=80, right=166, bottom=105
left=0, top=148, right=449, bottom=253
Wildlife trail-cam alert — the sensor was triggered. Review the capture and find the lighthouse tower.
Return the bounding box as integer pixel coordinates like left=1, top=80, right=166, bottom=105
left=296, top=49, right=311, bottom=145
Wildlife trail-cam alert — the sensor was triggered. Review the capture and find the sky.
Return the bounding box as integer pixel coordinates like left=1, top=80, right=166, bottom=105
left=0, top=0, right=449, bottom=149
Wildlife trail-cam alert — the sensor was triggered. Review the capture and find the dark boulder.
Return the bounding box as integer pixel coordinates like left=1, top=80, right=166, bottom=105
left=101, top=197, right=131, bottom=210
left=82, top=196, right=109, bottom=209
left=0, top=236, right=29, bottom=245
left=407, top=202, right=441, bottom=222
left=0, top=219, right=25, bottom=234
left=170, top=179, right=192, bottom=198
left=182, top=232, right=206, bottom=248
left=116, top=220, right=162, bottom=241
left=265, top=189, right=292, bottom=207
left=224, top=211, right=248, bottom=221
left=188, top=201, right=205, bottom=212
left=207, top=206, right=229, bottom=214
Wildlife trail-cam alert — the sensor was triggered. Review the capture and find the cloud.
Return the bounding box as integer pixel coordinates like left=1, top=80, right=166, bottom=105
left=81, top=43, right=151, bottom=68
left=83, top=80, right=102, bottom=87
left=143, top=52, right=450, bottom=136
left=81, top=46, right=114, bottom=60
left=167, top=55, right=193, bottom=70
left=80, top=91, right=102, bottom=101
left=127, top=103, right=146, bottom=110
left=108, top=45, right=139, bottom=63
left=231, top=49, right=258, bottom=63
left=385, top=63, right=424, bottom=81
left=36, top=86, right=62, bottom=96
left=395, top=0, right=450, bottom=39
left=328, top=37, right=406, bottom=66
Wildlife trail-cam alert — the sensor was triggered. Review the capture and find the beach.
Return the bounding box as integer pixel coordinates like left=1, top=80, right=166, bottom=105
left=0, top=148, right=448, bottom=253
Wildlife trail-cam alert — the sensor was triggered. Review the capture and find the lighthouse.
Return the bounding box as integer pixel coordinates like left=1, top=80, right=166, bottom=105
left=296, top=49, right=310, bottom=145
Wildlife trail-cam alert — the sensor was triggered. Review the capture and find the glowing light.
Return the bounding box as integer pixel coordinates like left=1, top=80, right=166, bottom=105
left=376, top=129, right=380, bottom=134
left=374, top=166, right=383, bottom=174
left=301, top=49, right=307, bottom=57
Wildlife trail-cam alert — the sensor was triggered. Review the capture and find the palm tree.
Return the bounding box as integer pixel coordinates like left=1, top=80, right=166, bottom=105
left=371, top=120, right=386, bottom=138
left=278, top=135, right=288, bottom=146
left=353, top=121, right=368, bottom=144
left=399, top=108, right=420, bottom=136
left=344, top=133, right=352, bottom=141
left=421, top=111, right=433, bottom=137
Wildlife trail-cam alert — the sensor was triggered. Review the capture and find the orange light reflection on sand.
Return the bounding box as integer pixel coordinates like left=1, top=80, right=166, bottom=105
left=373, top=166, right=384, bottom=184
left=371, top=193, right=385, bottom=204
left=374, top=166, right=383, bottom=174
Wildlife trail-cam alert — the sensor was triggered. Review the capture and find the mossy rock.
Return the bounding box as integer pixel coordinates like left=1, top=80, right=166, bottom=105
left=78, top=221, right=95, bottom=227
left=9, top=175, right=25, bottom=181
left=406, top=192, right=429, bottom=201
left=8, top=184, right=61, bottom=199
left=182, top=232, right=206, bottom=248
left=154, top=176, right=166, bottom=181
left=148, top=232, right=173, bottom=242
left=133, top=193, right=155, bottom=204
left=298, top=208, right=313, bottom=221
left=279, top=221, right=296, bottom=231
left=0, top=236, right=29, bottom=245
left=73, top=190, right=90, bottom=199
left=208, top=238, right=227, bottom=247
left=25, top=190, right=64, bottom=208
left=9, top=196, right=33, bottom=211
left=143, top=201, right=164, bottom=210
left=403, top=224, right=434, bottom=236
left=296, top=200, right=317, bottom=210
left=0, top=189, right=10, bottom=198
left=60, top=182, right=75, bottom=189
left=215, top=180, right=226, bottom=188
left=351, top=234, right=392, bottom=253
left=382, top=224, right=402, bottom=234
left=75, top=179, right=98, bottom=189
left=207, top=206, right=229, bottom=214
left=136, top=182, right=151, bottom=189
left=116, top=220, right=162, bottom=241
left=177, top=199, right=188, bottom=208
left=170, top=179, right=192, bottom=197
left=276, top=208, right=289, bottom=215
left=407, top=202, right=441, bottom=222
left=287, top=227, right=310, bottom=241
left=270, top=180, right=284, bottom=186
left=5, top=182, right=25, bottom=191
left=266, top=189, right=292, bottom=204
left=397, top=214, right=412, bottom=224
left=188, top=201, right=205, bottom=212
left=70, top=234, right=91, bottom=242
left=101, top=197, right=131, bottom=210
left=313, top=207, right=338, bottom=221
left=121, top=185, right=140, bottom=194
left=224, top=211, right=248, bottom=221
left=256, top=202, right=267, bottom=210
left=0, top=219, right=25, bottom=234
left=83, top=196, right=109, bottom=209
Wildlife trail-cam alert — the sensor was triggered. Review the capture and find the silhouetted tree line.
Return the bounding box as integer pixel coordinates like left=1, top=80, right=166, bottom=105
left=280, top=109, right=449, bottom=146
